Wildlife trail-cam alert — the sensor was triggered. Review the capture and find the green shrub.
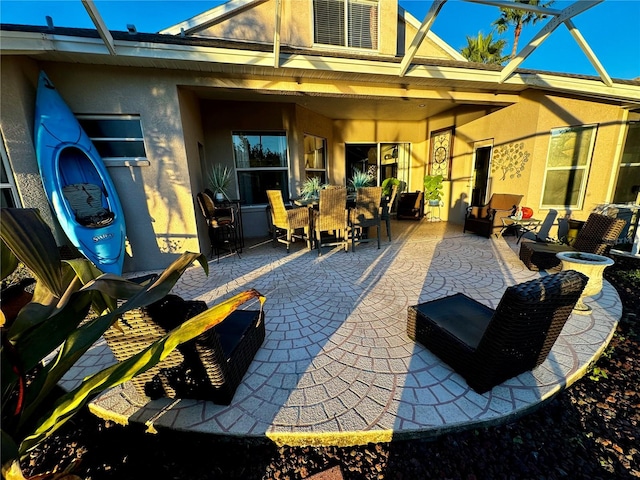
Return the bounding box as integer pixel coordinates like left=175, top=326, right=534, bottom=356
left=0, top=208, right=263, bottom=477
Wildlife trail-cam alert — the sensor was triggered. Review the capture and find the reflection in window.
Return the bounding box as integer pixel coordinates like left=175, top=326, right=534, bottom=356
left=304, top=135, right=327, bottom=184
left=613, top=121, right=640, bottom=204
left=232, top=131, right=289, bottom=204
left=77, top=115, right=147, bottom=164
left=541, top=125, right=597, bottom=209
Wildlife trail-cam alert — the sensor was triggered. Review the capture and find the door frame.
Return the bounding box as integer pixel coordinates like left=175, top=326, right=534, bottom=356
left=470, top=139, right=494, bottom=206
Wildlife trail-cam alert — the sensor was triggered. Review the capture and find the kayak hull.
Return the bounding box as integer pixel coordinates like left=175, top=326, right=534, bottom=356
left=34, top=71, right=126, bottom=274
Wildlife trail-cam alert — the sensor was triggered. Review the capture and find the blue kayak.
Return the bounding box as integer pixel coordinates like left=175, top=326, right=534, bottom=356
left=34, top=71, right=126, bottom=274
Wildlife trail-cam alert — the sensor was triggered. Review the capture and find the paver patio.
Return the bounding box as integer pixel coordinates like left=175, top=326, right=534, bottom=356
left=60, top=220, right=621, bottom=446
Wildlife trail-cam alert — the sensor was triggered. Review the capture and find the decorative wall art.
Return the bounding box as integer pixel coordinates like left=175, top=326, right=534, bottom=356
left=429, top=128, right=453, bottom=180
left=491, top=142, right=530, bottom=180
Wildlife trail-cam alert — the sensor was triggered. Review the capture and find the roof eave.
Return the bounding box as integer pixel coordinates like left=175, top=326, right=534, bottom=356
left=2, top=29, right=639, bottom=104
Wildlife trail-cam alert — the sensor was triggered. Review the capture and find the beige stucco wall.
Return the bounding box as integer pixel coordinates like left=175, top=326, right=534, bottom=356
left=332, top=118, right=428, bottom=191
left=201, top=99, right=298, bottom=237
left=294, top=104, right=334, bottom=188
left=453, top=90, right=627, bottom=231
left=177, top=88, right=209, bottom=257
left=1, top=59, right=202, bottom=272
left=196, top=0, right=455, bottom=59
left=2, top=53, right=631, bottom=270
left=402, top=21, right=461, bottom=60
left=0, top=57, right=56, bottom=228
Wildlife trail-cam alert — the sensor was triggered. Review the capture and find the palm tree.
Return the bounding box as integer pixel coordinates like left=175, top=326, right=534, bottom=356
left=492, top=0, right=555, bottom=58
left=460, top=31, right=508, bottom=65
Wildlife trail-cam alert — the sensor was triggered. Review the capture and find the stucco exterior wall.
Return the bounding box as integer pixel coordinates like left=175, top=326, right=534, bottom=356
left=424, top=106, right=499, bottom=223
left=0, top=57, right=57, bottom=229
left=2, top=60, right=202, bottom=272
left=177, top=88, right=209, bottom=257
left=528, top=91, right=624, bottom=218
left=198, top=0, right=398, bottom=56
left=294, top=104, right=334, bottom=190
left=453, top=91, right=627, bottom=231
left=201, top=99, right=300, bottom=238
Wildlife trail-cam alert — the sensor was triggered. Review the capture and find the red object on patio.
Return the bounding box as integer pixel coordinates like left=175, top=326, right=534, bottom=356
left=521, top=206, right=534, bottom=219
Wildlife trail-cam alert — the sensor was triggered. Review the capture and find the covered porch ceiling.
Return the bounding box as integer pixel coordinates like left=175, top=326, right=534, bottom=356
left=184, top=84, right=498, bottom=121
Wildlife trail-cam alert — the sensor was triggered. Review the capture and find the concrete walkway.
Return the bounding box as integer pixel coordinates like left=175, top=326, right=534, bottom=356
left=62, top=220, right=620, bottom=446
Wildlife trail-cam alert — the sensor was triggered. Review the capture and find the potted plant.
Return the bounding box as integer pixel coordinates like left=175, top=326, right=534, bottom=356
left=349, top=169, right=373, bottom=192
left=300, top=177, right=328, bottom=200
left=381, top=177, right=401, bottom=197
left=208, top=164, right=233, bottom=202
left=423, top=174, right=444, bottom=206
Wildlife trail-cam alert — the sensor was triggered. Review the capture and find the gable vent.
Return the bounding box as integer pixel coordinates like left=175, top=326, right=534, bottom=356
left=314, top=0, right=378, bottom=50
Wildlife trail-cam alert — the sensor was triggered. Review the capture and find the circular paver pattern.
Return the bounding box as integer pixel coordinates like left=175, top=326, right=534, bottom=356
left=69, top=221, right=621, bottom=446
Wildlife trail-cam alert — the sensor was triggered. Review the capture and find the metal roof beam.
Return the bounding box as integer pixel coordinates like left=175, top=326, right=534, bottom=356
left=463, top=0, right=563, bottom=16
left=273, top=0, right=282, bottom=68
left=499, top=0, right=602, bottom=83
left=563, top=18, right=612, bottom=87
left=399, top=0, right=447, bottom=77
left=81, top=0, right=116, bottom=55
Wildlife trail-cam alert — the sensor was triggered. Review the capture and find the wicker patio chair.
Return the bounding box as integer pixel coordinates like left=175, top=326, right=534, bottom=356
left=381, top=183, right=398, bottom=241
left=266, top=189, right=310, bottom=252
left=463, top=193, right=523, bottom=238
left=519, top=213, right=627, bottom=271
left=397, top=191, right=424, bottom=220
left=104, top=294, right=265, bottom=405
left=349, top=186, right=382, bottom=252
left=312, top=187, right=349, bottom=256
left=407, top=270, right=587, bottom=394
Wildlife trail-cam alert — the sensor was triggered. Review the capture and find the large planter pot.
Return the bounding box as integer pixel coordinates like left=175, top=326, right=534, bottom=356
left=556, top=251, right=614, bottom=314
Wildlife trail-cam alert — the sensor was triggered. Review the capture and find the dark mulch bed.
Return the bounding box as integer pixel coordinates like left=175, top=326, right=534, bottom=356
left=23, top=261, right=640, bottom=480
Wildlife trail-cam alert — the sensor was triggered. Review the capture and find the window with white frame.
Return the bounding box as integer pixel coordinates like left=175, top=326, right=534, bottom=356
left=613, top=121, right=640, bottom=204
left=1, top=133, right=20, bottom=208
left=304, top=134, right=327, bottom=183
left=76, top=115, right=148, bottom=165
left=541, top=124, right=597, bottom=209
left=233, top=131, right=289, bottom=204
left=313, top=0, right=379, bottom=50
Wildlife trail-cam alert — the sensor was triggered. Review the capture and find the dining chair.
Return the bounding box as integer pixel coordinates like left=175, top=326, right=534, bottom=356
left=312, top=187, right=349, bottom=256
left=350, top=186, right=382, bottom=251
left=381, top=183, right=398, bottom=241
left=266, top=189, right=310, bottom=252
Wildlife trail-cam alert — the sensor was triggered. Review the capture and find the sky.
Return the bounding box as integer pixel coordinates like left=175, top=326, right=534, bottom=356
left=1, top=0, right=639, bottom=80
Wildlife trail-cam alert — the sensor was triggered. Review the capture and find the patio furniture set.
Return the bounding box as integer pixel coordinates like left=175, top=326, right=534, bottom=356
left=268, top=185, right=398, bottom=256
left=100, top=190, right=627, bottom=408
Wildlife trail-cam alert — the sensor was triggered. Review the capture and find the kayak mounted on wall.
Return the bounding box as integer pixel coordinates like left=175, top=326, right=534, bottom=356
left=34, top=71, right=126, bottom=274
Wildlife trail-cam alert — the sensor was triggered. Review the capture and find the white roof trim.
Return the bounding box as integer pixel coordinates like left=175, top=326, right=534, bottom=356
left=159, top=0, right=268, bottom=36
left=2, top=30, right=638, bottom=104
left=399, top=5, right=467, bottom=62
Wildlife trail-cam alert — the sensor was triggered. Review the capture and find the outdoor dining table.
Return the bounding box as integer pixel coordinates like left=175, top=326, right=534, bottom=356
left=499, top=216, right=542, bottom=244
